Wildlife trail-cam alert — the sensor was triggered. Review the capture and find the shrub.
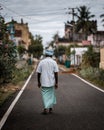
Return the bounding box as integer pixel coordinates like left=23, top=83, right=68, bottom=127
left=0, top=16, right=17, bottom=84
left=0, top=40, right=17, bottom=84
left=12, top=64, right=34, bottom=85
left=79, top=67, right=104, bottom=87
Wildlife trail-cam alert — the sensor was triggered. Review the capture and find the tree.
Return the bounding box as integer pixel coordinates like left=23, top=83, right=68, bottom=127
left=81, top=45, right=100, bottom=68
left=65, top=45, right=71, bottom=57
left=29, top=32, right=35, bottom=44
left=0, top=16, right=17, bottom=84
left=17, top=45, right=26, bottom=57
left=28, top=44, right=43, bottom=58
left=54, top=45, right=66, bottom=57
left=34, top=34, right=43, bottom=44
left=28, top=34, right=43, bottom=58
left=75, top=5, right=96, bottom=39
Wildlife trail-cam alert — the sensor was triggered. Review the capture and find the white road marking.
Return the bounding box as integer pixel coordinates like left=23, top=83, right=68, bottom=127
left=0, top=70, right=35, bottom=130
left=0, top=66, right=103, bottom=129
left=72, top=74, right=104, bottom=93
left=60, top=66, right=104, bottom=93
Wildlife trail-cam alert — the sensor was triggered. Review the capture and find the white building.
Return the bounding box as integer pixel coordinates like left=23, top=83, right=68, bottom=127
left=70, top=47, right=88, bottom=65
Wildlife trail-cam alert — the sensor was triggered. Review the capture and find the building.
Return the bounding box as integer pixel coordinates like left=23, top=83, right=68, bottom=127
left=100, top=48, right=104, bottom=69
left=64, top=21, right=86, bottom=42
left=54, top=21, right=96, bottom=66
left=88, top=31, right=104, bottom=47
left=55, top=21, right=92, bottom=47
left=7, top=19, right=31, bottom=49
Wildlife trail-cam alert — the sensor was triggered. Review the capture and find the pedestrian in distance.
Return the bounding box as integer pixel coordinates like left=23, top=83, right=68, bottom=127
left=36, top=48, right=59, bottom=115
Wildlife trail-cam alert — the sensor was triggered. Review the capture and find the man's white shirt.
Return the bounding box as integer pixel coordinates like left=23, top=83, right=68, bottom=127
left=36, top=57, right=59, bottom=87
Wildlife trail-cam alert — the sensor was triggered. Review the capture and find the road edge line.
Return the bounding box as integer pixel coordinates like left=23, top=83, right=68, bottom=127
left=72, top=73, right=104, bottom=93
left=0, top=69, right=35, bottom=130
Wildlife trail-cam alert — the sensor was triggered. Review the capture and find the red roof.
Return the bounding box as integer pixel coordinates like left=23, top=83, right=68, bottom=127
left=82, top=40, right=91, bottom=46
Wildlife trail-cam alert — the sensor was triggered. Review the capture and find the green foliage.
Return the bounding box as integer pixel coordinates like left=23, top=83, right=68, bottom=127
left=28, top=43, right=43, bottom=58
left=81, top=45, right=100, bottom=68
left=28, top=34, right=43, bottom=59
left=29, top=32, right=34, bottom=44
left=65, top=45, right=71, bottom=56
left=17, top=45, right=26, bottom=56
left=0, top=40, right=17, bottom=84
left=80, top=67, right=99, bottom=80
left=34, top=34, right=43, bottom=44
left=0, top=16, right=17, bottom=84
left=79, top=45, right=102, bottom=87
left=75, top=5, right=96, bottom=38
left=0, top=16, right=7, bottom=40
left=12, top=65, right=34, bottom=85
left=97, top=69, right=104, bottom=84
left=55, top=45, right=66, bottom=56
left=79, top=67, right=104, bottom=87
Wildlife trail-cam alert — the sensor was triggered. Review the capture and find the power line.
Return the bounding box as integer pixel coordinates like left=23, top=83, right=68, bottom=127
left=0, top=2, right=68, bottom=25
left=30, top=8, right=65, bottom=13
left=0, top=2, right=67, bottom=23
left=0, top=3, right=67, bottom=23
left=17, top=12, right=65, bottom=17
left=0, top=2, right=30, bottom=20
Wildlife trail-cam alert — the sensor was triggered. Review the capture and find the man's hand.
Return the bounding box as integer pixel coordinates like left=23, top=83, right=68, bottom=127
left=55, top=83, right=58, bottom=89
left=38, top=82, right=41, bottom=88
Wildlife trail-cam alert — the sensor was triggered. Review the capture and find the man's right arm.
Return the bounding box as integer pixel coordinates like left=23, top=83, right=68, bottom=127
left=54, top=72, right=58, bottom=89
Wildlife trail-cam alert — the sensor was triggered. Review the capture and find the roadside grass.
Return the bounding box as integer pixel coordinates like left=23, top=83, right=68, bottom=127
left=77, top=67, right=104, bottom=90
left=0, top=84, right=18, bottom=107
left=0, top=63, right=35, bottom=107
left=12, top=65, right=34, bottom=85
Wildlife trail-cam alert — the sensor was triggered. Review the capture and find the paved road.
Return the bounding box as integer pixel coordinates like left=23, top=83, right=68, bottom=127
left=1, top=71, right=104, bottom=130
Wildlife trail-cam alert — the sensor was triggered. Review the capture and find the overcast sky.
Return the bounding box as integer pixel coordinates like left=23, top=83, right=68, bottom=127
left=0, top=0, right=104, bottom=46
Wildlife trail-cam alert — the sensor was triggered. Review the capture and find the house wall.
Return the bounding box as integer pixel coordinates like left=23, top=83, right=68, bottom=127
left=88, top=33, right=104, bottom=47
left=70, top=47, right=88, bottom=65
left=100, top=48, right=104, bottom=69
left=14, top=23, right=31, bottom=49
left=57, top=42, right=82, bottom=47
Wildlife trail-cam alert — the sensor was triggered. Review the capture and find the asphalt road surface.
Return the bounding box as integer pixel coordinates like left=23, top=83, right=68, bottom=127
left=1, top=71, right=104, bottom=130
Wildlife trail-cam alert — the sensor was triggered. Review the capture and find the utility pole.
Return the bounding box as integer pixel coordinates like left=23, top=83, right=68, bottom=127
left=67, top=8, right=77, bottom=23
left=0, top=5, right=3, bottom=10
left=66, top=7, right=77, bottom=68
left=0, top=5, right=3, bottom=15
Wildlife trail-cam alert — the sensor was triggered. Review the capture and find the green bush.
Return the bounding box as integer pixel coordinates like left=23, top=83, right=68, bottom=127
left=0, top=16, right=17, bottom=84
left=81, top=45, right=100, bottom=68
left=0, top=40, right=17, bottom=84
left=79, top=67, right=104, bottom=87
left=12, top=65, right=34, bottom=85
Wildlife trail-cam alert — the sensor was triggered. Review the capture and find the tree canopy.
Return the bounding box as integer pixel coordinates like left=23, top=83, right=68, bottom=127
left=0, top=16, right=17, bottom=84
left=28, top=34, right=43, bottom=58
left=75, top=5, right=96, bottom=39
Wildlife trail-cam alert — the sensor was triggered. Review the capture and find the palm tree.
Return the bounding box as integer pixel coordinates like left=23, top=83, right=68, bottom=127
left=75, top=5, right=96, bottom=39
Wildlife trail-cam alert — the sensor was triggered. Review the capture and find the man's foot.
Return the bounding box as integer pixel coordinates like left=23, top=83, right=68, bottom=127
left=41, top=109, right=48, bottom=115
left=49, top=108, right=53, bottom=114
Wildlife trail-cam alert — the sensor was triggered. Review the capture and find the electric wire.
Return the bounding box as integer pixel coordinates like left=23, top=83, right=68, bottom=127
left=0, top=2, right=69, bottom=25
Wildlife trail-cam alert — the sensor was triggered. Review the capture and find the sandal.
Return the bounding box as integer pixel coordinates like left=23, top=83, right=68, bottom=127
left=49, top=108, right=53, bottom=114
left=41, top=109, right=48, bottom=115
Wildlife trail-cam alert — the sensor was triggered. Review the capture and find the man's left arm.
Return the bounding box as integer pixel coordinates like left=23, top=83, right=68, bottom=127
left=37, top=73, right=41, bottom=88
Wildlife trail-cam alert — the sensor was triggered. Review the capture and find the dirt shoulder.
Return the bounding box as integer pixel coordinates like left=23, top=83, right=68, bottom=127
left=0, top=81, right=25, bottom=120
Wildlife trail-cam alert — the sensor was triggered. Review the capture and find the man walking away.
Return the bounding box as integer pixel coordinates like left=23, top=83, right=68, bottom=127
left=36, top=48, right=59, bottom=115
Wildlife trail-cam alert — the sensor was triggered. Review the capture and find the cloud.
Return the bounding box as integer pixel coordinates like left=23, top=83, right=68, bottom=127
left=1, top=0, right=104, bottom=44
